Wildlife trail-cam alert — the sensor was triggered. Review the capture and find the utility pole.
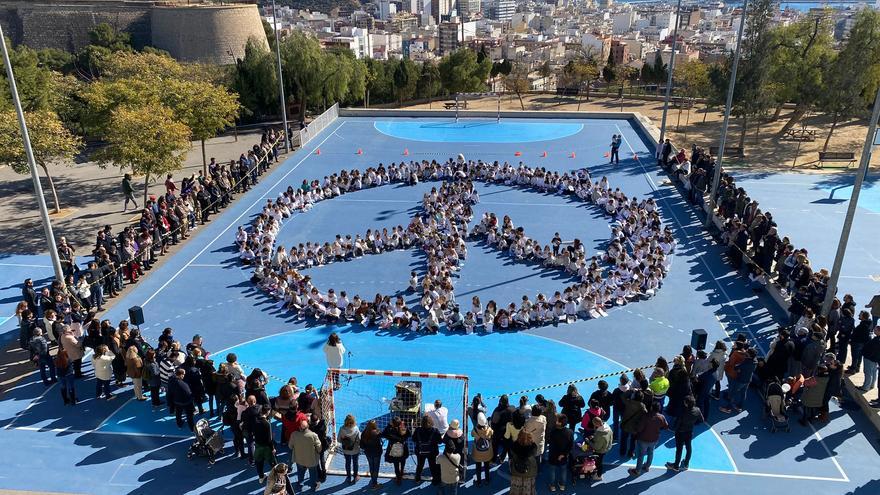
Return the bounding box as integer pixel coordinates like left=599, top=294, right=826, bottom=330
left=705, top=1, right=749, bottom=227
left=656, top=0, right=683, bottom=158
left=820, top=85, right=880, bottom=316
left=0, top=25, right=65, bottom=284
left=271, top=0, right=290, bottom=153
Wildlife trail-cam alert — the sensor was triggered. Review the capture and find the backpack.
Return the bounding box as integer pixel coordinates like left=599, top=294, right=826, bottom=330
left=53, top=349, right=69, bottom=370
left=340, top=434, right=356, bottom=451
left=474, top=435, right=490, bottom=453
left=389, top=442, right=404, bottom=458
left=222, top=403, right=239, bottom=426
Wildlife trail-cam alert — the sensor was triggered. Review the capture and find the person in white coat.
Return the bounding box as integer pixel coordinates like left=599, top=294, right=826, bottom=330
left=523, top=405, right=547, bottom=460
left=323, top=333, right=346, bottom=389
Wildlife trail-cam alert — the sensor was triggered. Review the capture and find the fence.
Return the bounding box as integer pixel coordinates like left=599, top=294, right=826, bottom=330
left=298, top=103, right=339, bottom=148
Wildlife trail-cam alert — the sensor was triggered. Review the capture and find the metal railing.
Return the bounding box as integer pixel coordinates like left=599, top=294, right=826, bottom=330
left=298, top=103, right=339, bottom=148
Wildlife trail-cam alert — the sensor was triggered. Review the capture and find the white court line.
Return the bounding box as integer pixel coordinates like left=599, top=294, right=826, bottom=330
left=808, top=422, right=851, bottom=482
left=615, top=124, right=767, bottom=355
left=708, top=427, right=740, bottom=473
left=188, top=263, right=227, bottom=267
left=616, top=124, right=850, bottom=483
left=141, top=121, right=345, bottom=308
left=0, top=262, right=52, bottom=268
left=7, top=425, right=192, bottom=440
left=616, top=462, right=847, bottom=482
left=0, top=316, right=13, bottom=327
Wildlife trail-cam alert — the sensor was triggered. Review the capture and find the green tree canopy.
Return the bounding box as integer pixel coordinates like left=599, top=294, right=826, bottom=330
left=0, top=110, right=82, bottom=212
left=819, top=8, right=880, bottom=150
left=438, top=49, right=491, bottom=95
left=768, top=12, right=835, bottom=133
left=98, top=105, right=191, bottom=205
left=232, top=39, right=279, bottom=120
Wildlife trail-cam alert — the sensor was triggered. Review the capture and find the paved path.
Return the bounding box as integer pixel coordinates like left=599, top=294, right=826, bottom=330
left=0, top=133, right=263, bottom=255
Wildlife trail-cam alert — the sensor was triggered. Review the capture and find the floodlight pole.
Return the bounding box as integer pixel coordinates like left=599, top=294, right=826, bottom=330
left=0, top=25, right=65, bottom=285
left=705, top=1, right=749, bottom=227
left=820, top=84, right=880, bottom=316
left=271, top=0, right=290, bottom=153
left=657, top=0, right=683, bottom=157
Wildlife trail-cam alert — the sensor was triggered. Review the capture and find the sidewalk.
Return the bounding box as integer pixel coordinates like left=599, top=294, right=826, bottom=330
left=0, top=133, right=263, bottom=256
left=0, top=131, right=289, bottom=398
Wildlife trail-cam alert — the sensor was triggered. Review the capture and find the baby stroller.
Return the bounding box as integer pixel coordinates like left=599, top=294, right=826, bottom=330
left=187, top=419, right=225, bottom=464
left=570, top=454, right=597, bottom=484
left=765, top=382, right=791, bottom=433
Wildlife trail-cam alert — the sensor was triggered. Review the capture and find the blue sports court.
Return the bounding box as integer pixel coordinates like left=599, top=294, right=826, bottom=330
left=0, top=114, right=877, bottom=494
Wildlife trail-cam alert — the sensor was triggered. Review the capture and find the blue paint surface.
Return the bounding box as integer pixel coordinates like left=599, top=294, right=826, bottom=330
left=0, top=117, right=874, bottom=494
left=374, top=120, right=585, bottom=143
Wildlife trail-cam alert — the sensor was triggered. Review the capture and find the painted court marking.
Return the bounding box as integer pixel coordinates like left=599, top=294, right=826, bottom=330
left=141, top=121, right=346, bottom=308
left=82, top=118, right=851, bottom=485
left=615, top=124, right=849, bottom=484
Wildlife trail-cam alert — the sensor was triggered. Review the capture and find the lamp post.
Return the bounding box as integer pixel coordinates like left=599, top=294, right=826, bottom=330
left=271, top=0, right=290, bottom=153
left=0, top=24, right=65, bottom=284
left=705, top=1, right=749, bottom=227
left=657, top=0, right=683, bottom=158
left=820, top=85, right=880, bottom=316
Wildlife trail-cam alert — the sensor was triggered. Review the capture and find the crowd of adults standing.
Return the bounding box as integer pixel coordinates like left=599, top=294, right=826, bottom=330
left=659, top=141, right=880, bottom=409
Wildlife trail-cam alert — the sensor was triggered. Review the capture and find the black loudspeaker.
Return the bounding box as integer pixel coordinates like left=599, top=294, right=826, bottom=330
left=128, top=305, right=145, bottom=326
left=691, top=328, right=708, bottom=351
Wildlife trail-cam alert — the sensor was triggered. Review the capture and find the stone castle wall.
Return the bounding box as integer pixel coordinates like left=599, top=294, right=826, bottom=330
left=151, top=4, right=269, bottom=65
left=0, top=1, right=267, bottom=64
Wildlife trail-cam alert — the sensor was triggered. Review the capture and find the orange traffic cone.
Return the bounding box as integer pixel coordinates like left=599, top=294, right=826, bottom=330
left=356, top=148, right=363, bottom=155
left=633, top=153, right=639, bottom=161
left=603, top=152, right=610, bottom=158
left=403, top=148, right=409, bottom=156
left=514, top=151, right=522, bottom=157
left=569, top=152, right=576, bottom=158
left=541, top=151, right=548, bottom=158
left=315, top=148, right=321, bottom=155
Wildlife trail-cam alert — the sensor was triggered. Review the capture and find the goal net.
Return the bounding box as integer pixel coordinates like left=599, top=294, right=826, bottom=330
left=321, top=368, right=469, bottom=479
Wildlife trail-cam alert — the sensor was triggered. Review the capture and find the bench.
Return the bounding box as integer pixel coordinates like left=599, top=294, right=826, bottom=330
left=709, top=146, right=745, bottom=159
left=555, top=87, right=580, bottom=96
left=443, top=101, right=468, bottom=110
left=782, top=127, right=818, bottom=142
left=817, top=151, right=856, bottom=168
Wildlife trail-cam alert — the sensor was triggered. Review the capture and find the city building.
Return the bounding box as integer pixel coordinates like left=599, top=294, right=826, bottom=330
left=439, top=21, right=460, bottom=54
left=610, top=38, right=629, bottom=64
left=487, top=0, right=515, bottom=22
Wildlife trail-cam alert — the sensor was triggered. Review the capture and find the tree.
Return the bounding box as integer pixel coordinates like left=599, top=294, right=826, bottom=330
left=641, top=51, right=667, bottom=93
left=818, top=8, right=880, bottom=151
left=602, top=51, right=616, bottom=85
left=168, top=80, right=240, bottom=174
left=733, top=0, right=776, bottom=147
left=768, top=13, right=835, bottom=134
left=490, top=59, right=512, bottom=91
left=416, top=60, right=441, bottom=102
left=280, top=31, right=325, bottom=120
left=98, top=105, right=191, bottom=205
left=674, top=60, right=711, bottom=127
left=503, top=63, right=531, bottom=110
left=232, top=39, right=279, bottom=120
left=0, top=110, right=82, bottom=213
left=0, top=43, right=55, bottom=112
left=393, top=61, right=409, bottom=107
left=438, top=49, right=491, bottom=95
left=559, top=58, right=598, bottom=106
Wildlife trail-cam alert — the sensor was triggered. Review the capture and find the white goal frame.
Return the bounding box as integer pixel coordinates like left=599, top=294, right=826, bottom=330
left=322, top=368, right=469, bottom=479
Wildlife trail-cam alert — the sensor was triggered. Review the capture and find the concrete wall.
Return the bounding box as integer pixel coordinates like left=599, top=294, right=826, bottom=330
left=0, top=1, right=268, bottom=65
left=151, top=4, right=268, bottom=65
